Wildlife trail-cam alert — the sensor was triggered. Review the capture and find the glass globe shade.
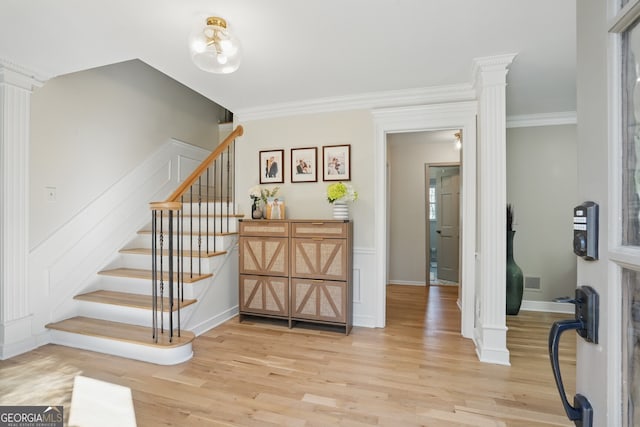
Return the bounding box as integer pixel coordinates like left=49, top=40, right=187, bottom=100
left=188, top=20, right=241, bottom=74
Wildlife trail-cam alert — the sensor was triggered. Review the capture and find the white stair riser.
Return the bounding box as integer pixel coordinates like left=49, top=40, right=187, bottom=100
left=181, top=202, right=237, bottom=214
left=128, top=233, right=236, bottom=250
left=49, top=330, right=193, bottom=365
left=119, top=253, right=223, bottom=273
left=77, top=300, right=194, bottom=329
left=94, top=275, right=210, bottom=300
left=154, top=217, right=238, bottom=233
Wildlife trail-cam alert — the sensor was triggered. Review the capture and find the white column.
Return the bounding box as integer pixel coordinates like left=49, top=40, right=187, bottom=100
left=0, top=60, right=44, bottom=358
left=473, top=54, right=516, bottom=365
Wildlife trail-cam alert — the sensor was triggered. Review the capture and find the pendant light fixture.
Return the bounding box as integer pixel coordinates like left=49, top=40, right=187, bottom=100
left=189, top=16, right=241, bottom=74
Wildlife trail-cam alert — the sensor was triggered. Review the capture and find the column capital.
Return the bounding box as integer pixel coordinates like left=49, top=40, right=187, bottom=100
left=0, top=58, right=48, bottom=91
left=472, top=54, right=517, bottom=88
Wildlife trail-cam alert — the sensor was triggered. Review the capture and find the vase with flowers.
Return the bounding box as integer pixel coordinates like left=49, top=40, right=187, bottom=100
left=248, top=185, right=263, bottom=219
left=326, top=182, right=357, bottom=219
left=249, top=185, right=280, bottom=219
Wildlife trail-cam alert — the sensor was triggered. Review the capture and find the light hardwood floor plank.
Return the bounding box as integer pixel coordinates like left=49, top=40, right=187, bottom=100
left=0, top=285, right=575, bottom=426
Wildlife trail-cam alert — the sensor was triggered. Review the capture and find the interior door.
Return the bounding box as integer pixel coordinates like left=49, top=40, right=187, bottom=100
left=435, top=166, right=460, bottom=282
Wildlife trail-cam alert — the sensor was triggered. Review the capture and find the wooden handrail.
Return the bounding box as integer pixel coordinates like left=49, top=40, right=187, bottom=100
left=164, top=125, right=244, bottom=203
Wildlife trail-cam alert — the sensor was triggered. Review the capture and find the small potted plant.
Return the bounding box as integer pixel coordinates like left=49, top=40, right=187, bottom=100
left=326, top=182, right=357, bottom=219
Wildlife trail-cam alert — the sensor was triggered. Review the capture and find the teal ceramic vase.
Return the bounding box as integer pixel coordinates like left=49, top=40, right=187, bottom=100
left=506, top=230, right=524, bottom=315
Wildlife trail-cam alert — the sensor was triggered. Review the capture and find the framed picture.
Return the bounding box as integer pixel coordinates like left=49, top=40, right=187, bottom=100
left=322, top=144, right=351, bottom=181
left=290, top=147, right=317, bottom=183
left=259, top=149, right=284, bottom=184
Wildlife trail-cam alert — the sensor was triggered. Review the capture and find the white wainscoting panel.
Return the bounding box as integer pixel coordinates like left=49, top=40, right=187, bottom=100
left=353, top=247, right=376, bottom=328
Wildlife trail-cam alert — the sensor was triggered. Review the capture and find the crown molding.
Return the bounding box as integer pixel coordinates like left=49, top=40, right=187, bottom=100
left=506, top=111, right=577, bottom=128
left=234, top=83, right=476, bottom=122
left=0, top=58, right=50, bottom=89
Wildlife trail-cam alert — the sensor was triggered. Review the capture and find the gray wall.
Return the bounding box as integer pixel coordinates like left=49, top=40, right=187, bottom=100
left=388, top=131, right=460, bottom=284
left=506, top=125, right=577, bottom=301
left=29, top=60, right=227, bottom=248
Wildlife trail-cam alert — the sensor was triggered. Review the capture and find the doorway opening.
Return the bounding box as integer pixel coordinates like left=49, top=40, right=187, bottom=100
left=427, top=164, right=460, bottom=286
left=387, top=130, right=461, bottom=289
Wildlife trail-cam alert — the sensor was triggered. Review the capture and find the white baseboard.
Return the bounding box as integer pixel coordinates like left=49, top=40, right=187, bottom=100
left=388, top=280, right=425, bottom=286
left=353, top=315, right=376, bottom=328
left=520, top=300, right=574, bottom=314
left=189, top=306, right=239, bottom=337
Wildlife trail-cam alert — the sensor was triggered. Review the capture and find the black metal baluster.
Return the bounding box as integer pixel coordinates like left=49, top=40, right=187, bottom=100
left=231, top=140, right=236, bottom=216
left=213, top=159, right=218, bottom=252
left=159, top=211, right=164, bottom=335
left=198, top=176, right=202, bottom=275
left=168, top=210, right=174, bottom=343
left=177, top=207, right=181, bottom=337
left=151, top=210, right=157, bottom=342
left=190, top=186, right=194, bottom=279
left=206, top=167, right=210, bottom=255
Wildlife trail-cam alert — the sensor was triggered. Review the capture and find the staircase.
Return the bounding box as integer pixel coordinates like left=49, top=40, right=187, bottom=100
left=46, top=125, right=244, bottom=365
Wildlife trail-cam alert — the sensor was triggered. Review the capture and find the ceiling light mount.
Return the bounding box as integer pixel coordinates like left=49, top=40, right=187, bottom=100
left=189, top=16, right=241, bottom=74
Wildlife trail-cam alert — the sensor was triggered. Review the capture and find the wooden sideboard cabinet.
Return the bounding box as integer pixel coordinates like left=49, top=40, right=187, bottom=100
left=238, top=219, right=353, bottom=334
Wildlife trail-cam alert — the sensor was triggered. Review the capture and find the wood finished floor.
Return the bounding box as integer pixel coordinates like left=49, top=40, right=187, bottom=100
left=0, top=285, right=575, bottom=426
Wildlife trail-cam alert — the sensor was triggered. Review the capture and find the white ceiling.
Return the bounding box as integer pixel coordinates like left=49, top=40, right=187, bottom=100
left=0, top=0, right=576, bottom=117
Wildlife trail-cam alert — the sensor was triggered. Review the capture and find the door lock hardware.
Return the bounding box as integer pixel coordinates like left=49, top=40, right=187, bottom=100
left=548, top=286, right=598, bottom=427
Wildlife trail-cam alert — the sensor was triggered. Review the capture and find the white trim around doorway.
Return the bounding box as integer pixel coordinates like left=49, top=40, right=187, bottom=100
left=372, top=101, right=478, bottom=340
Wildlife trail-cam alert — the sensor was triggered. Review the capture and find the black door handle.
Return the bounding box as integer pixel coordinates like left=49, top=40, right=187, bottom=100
left=549, top=319, right=593, bottom=426
left=436, top=230, right=441, bottom=234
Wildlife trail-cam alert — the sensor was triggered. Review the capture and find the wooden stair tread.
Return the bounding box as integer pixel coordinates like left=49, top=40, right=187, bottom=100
left=46, top=316, right=194, bottom=348
left=98, top=268, right=212, bottom=283
left=119, top=248, right=226, bottom=258
left=74, top=290, right=196, bottom=312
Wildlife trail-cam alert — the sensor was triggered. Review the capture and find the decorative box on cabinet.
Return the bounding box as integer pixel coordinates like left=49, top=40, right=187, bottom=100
left=238, top=219, right=353, bottom=334
left=238, top=220, right=289, bottom=321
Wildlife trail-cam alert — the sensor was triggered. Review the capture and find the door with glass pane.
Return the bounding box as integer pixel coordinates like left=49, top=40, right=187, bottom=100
left=609, top=4, right=640, bottom=426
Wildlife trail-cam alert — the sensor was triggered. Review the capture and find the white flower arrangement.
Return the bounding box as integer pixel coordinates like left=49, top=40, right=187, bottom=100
left=249, top=185, right=262, bottom=202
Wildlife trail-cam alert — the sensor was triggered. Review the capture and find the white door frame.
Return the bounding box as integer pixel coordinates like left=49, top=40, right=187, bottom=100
left=372, top=102, right=477, bottom=338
